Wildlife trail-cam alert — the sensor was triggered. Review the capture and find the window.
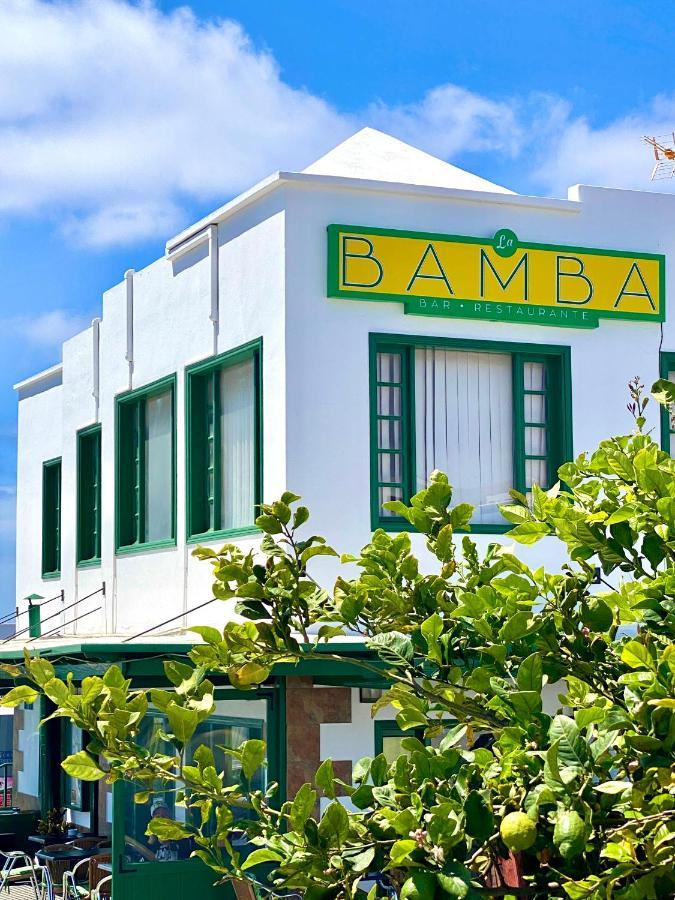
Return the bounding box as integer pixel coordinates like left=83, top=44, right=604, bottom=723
left=374, top=721, right=423, bottom=764
left=77, top=425, right=101, bottom=566
left=61, top=722, right=88, bottom=811
left=116, top=375, right=176, bottom=552
left=120, top=700, right=267, bottom=864
left=42, top=458, right=62, bottom=578
left=186, top=340, right=262, bottom=541
left=660, top=352, right=675, bottom=453
left=371, top=335, right=572, bottom=532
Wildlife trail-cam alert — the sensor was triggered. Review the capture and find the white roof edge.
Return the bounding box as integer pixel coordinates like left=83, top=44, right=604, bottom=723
left=165, top=171, right=581, bottom=254
left=13, top=362, right=63, bottom=393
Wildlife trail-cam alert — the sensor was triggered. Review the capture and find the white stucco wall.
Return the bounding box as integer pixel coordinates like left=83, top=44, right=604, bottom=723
left=14, top=171, right=675, bottom=640
left=282, top=180, right=675, bottom=576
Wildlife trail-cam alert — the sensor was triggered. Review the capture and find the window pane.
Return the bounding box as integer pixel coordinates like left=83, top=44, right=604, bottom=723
left=525, top=426, right=547, bottom=456
left=415, top=349, right=513, bottom=524
left=525, top=457, right=548, bottom=489
left=122, top=699, right=267, bottom=863
left=144, top=391, right=173, bottom=542
left=377, top=419, right=401, bottom=450
left=524, top=361, right=546, bottom=391
left=379, top=486, right=403, bottom=516
left=524, top=393, right=546, bottom=424
left=377, top=385, right=401, bottom=416
left=381, top=735, right=409, bottom=765
left=378, top=452, right=401, bottom=484
left=377, top=352, right=401, bottom=384
left=220, top=357, right=255, bottom=531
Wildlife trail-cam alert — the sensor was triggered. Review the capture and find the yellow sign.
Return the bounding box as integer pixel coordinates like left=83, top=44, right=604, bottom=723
left=327, top=225, right=665, bottom=329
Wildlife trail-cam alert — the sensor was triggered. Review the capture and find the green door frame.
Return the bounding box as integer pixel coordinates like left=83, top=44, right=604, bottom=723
left=110, top=684, right=284, bottom=900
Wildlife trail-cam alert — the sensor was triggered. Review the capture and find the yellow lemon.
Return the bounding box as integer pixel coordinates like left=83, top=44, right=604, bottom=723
left=500, top=811, right=537, bottom=852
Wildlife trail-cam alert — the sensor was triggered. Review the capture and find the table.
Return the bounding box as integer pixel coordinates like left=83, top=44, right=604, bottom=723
left=97, top=863, right=113, bottom=873
left=29, top=833, right=104, bottom=846
left=36, top=847, right=95, bottom=863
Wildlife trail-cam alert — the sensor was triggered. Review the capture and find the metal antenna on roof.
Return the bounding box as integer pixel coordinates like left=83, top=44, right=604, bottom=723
left=644, top=134, right=675, bottom=180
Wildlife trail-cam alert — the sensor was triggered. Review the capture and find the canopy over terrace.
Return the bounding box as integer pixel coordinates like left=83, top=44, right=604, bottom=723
left=0, top=633, right=389, bottom=900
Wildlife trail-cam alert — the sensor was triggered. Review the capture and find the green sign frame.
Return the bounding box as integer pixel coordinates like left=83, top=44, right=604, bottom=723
left=326, top=224, right=666, bottom=330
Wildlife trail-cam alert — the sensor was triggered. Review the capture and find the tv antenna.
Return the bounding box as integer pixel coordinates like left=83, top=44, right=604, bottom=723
left=644, top=134, right=675, bottom=180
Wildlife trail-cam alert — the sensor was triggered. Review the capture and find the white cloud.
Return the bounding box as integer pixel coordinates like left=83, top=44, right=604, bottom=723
left=4, top=309, right=90, bottom=349
left=0, top=0, right=672, bottom=248
left=0, top=0, right=352, bottom=245
left=368, top=84, right=525, bottom=161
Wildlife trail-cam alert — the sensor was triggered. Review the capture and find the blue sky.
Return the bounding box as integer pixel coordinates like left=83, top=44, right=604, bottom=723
left=1, top=0, right=674, bottom=613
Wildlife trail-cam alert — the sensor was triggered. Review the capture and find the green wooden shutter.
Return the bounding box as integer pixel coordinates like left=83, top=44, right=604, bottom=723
left=41, top=458, right=62, bottom=576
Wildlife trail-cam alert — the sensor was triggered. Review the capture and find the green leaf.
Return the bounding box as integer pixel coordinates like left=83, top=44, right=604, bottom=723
left=549, top=716, right=589, bottom=770
left=255, top=514, right=283, bottom=534
left=290, top=782, right=317, bottom=831
left=507, top=522, right=550, bottom=545
left=368, top=632, right=415, bottom=665
left=343, top=845, right=376, bottom=873
left=517, top=652, right=543, bottom=692
left=317, top=801, right=349, bottom=846
left=189, top=625, right=222, bottom=645
left=228, top=662, right=271, bottom=689
left=499, top=611, right=532, bottom=643
left=595, top=781, right=630, bottom=795
left=435, top=524, right=454, bottom=563
left=146, top=818, right=194, bottom=841
left=436, top=873, right=469, bottom=898
left=0, top=685, right=39, bottom=707
left=621, top=640, right=655, bottom=670
left=464, top=790, right=494, bottom=841
left=396, top=707, right=428, bottom=730
left=240, top=739, right=266, bottom=781
left=421, top=612, right=443, bottom=663
left=166, top=704, right=199, bottom=744
left=315, top=758, right=336, bottom=799
left=241, top=848, right=283, bottom=870
left=300, top=545, right=339, bottom=565
left=389, top=839, right=417, bottom=865
left=61, top=751, right=105, bottom=781
left=651, top=378, right=675, bottom=407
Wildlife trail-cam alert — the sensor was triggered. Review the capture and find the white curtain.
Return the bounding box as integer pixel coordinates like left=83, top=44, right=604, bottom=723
left=415, top=348, right=513, bottom=525
left=144, top=390, right=173, bottom=541
left=220, top=358, right=255, bottom=530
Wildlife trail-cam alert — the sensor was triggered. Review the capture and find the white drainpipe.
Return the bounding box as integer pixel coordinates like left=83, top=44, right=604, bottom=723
left=208, top=224, right=219, bottom=353
left=125, top=268, right=134, bottom=385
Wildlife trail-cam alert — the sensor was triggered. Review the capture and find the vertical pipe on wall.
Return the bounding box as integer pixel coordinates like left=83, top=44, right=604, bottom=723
left=91, top=317, right=101, bottom=422
left=124, top=269, right=134, bottom=388
left=209, top=224, right=219, bottom=354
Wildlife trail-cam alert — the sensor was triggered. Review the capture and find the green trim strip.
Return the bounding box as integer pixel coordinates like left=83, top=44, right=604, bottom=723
left=660, top=351, right=675, bottom=453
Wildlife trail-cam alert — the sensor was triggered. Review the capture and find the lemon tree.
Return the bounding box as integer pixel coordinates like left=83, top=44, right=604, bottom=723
left=3, top=378, right=675, bottom=899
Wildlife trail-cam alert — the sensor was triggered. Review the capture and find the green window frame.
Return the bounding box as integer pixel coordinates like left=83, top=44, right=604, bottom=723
left=115, top=374, right=177, bottom=554
left=41, top=457, right=62, bottom=578
left=659, top=351, right=675, bottom=453
left=374, top=720, right=424, bottom=763
left=76, top=424, right=102, bottom=567
left=185, top=339, right=263, bottom=542
left=369, top=333, right=572, bottom=533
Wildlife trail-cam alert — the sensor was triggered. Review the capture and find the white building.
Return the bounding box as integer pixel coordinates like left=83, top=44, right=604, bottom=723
left=4, top=129, right=674, bottom=890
